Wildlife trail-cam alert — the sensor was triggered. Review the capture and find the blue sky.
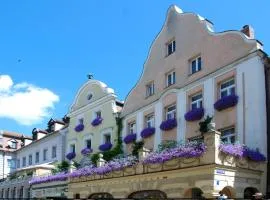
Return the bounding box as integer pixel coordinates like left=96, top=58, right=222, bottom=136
left=0, top=1, right=269, bottom=136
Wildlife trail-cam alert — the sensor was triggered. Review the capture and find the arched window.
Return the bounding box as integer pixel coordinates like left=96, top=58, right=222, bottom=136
left=184, top=187, right=204, bottom=199
left=88, top=193, right=113, bottom=199
left=244, top=187, right=259, bottom=199
left=128, top=190, right=167, bottom=199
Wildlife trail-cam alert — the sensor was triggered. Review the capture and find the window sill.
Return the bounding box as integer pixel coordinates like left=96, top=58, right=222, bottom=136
left=188, top=70, right=202, bottom=77
left=164, top=51, right=175, bottom=59
left=145, top=94, right=155, bottom=99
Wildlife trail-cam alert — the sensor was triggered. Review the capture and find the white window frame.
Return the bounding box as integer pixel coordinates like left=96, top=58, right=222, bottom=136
left=52, top=146, right=57, bottom=159
left=166, top=105, right=176, bottom=120
left=167, top=40, right=176, bottom=56
left=166, top=71, right=176, bottom=87
left=220, top=78, right=235, bottom=98
left=146, top=82, right=154, bottom=97
left=190, top=56, right=202, bottom=74
left=128, top=122, right=136, bottom=134
left=220, top=127, right=236, bottom=144
left=146, top=114, right=154, bottom=128
left=191, top=93, right=203, bottom=110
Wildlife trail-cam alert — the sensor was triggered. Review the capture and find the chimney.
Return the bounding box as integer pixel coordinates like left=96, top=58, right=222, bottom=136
left=241, top=25, right=255, bottom=39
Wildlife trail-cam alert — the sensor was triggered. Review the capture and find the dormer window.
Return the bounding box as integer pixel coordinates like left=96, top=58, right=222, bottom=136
left=87, top=93, right=93, bottom=100
left=167, top=40, right=176, bottom=56
left=8, top=140, right=17, bottom=149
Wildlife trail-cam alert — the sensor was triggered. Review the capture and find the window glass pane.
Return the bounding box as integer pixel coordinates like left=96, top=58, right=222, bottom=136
left=172, top=72, right=176, bottom=84
left=168, top=43, right=172, bottom=55
left=79, top=118, right=84, bottom=124
left=167, top=74, right=172, bottom=85
left=86, top=140, right=91, bottom=148
left=230, top=87, right=235, bottom=95
left=167, top=105, right=176, bottom=112
left=198, top=57, right=202, bottom=70
left=173, top=40, right=176, bottom=52
left=192, top=94, right=202, bottom=101
left=230, top=136, right=235, bottom=144
left=192, top=60, right=196, bottom=73
left=104, top=135, right=111, bottom=143
left=221, top=90, right=227, bottom=98
left=191, top=103, right=197, bottom=110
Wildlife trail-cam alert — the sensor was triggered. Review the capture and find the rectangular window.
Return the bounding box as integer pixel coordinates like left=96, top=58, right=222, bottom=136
left=86, top=139, right=91, bottom=149
left=17, top=159, right=20, bottom=168
left=166, top=105, right=176, bottom=120
left=190, top=56, right=202, bottom=74
left=10, top=141, right=17, bottom=149
left=191, top=93, right=203, bottom=110
left=167, top=40, right=176, bottom=56
left=146, top=82, right=154, bottom=97
left=43, top=149, right=48, bottom=161
left=128, top=122, right=136, bottom=134
left=220, top=127, right=236, bottom=144
left=166, top=71, right=176, bottom=87
left=35, top=152, right=39, bottom=163
left=28, top=155, right=32, bottom=165
left=52, top=146, right=57, bottom=158
left=220, top=78, right=235, bottom=98
left=104, top=134, right=111, bottom=143
left=70, top=144, right=75, bottom=153
left=96, top=111, right=102, bottom=118
left=7, top=159, right=15, bottom=169
left=146, top=114, right=154, bottom=128
left=78, top=118, right=84, bottom=125
left=22, top=157, right=26, bottom=167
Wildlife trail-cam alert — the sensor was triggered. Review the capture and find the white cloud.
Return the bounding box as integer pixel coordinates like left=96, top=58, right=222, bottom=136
left=0, top=75, right=59, bottom=126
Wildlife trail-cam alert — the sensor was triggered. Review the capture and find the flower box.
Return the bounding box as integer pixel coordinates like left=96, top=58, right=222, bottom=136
left=214, top=94, right=239, bottom=111
left=184, top=108, right=204, bottom=121
left=141, top=127, right=155, bottom=138
left=123, top=133, right=137, bottom=144
left=74, top=124, right=84, bottom=132
left=159, top=118, right=177, bottom=131
left=66, top=152, right=76, bottom=160
left=99, top=143, right=112, bottom=151
left=81, top=147, right=93, bottom=156
left=91, top=117, right=103, bottom=126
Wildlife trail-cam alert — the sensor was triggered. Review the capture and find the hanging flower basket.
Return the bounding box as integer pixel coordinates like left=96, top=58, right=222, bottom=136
left=123, top=133, right=137, bottom=144
left=81, top=148, right=93, bottom=156
left=66, top=152, right=76, bottom=160
left=160, top=118, right=177, bottom=131
left=91, top=117, right=103, bottom=126
left=141, top=127, right=155, bottom=138
left=74, top=124, right=84, bottom=132
left=99, top=143, right=112, bottom=151
left=184, top=108, right=204, bottom=121
left=214, top=94, right=239, bottom=111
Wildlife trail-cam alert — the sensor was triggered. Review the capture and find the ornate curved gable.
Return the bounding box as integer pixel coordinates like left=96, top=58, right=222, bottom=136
left=70, top=80, right=115, bottom=112
left=121, top=5, right=262, bottom=117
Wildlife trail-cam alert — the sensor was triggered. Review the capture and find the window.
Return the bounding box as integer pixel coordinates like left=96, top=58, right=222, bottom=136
left=146, top=114, right=154, bottom=128
left=52, top=146, right=57, bottom=158
left=167, top=40, right=176, bottom=56
left=191, top=93, right=203, bottom=110
left=146, top=82, right=154, bottom=97
left=220, top=127, right=236, bottom=144
left=96, top=111, right=102, bottom=118
left=28, top=155, right=32, bottom=165
left=7, top=159, right=15, bottom=169
left=166, top=105, right=176, bottom=120
left=78, top=118, right=84, bottom=125
left=87, top=93, right=93, bottom=100
left=190, top=56, right=202, bottom=74
left=17, top=159, right=20, bottom=168
left=35, top=152, right=39, bottom=163
left=166, top=71, right=176, bottom=87
left=22, top=157, right=26, bottom=167
left=128, top=122, right=136, bottom=134
left=10, top=141, right=17, bottom=149
left=86, top=139, right=91, bottom=149
left=104, top=134, right=111, bottom=143
left=43, top=149, right=48, bottom=161
left=220, top=79, right=235, bottom=98
left=70, top=144, right=75, bottom=153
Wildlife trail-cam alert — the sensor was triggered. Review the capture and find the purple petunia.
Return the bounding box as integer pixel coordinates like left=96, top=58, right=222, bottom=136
left=91, top=117, right=103, bottom=126
left=29, top=172, right=68, bottom=185
left=123, top=133, right=137, bottom=144
left=74, top=124, right=84, bottom=132
left=141, top=127, right=155, bottom=138
left=160, top=118, right=177, bottom=131
left=184, top=108, right=204, bottom=121
left=99, top=143, right=112, bottom=151
left=81, top=147, right=93, bottom=156
left=214, top=94, right=238, bottom=111
left=66, top=152, right=76, bottom=160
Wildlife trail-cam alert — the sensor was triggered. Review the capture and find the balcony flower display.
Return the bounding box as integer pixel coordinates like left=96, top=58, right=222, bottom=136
left=91, top=117, right=103, bottom=126
left=214, top=94, right=239, bottom=111
left=143, top=142, right=206, bottom=164
left=123, top=133, right=137, bottom=144
left=99, top=142, right=112, bottom=151
left=74, top=124, right=84, bottom=132
left=141, top=127, right=155, bottom=138
left=66, top=152, right=76, bottom=160
left=29, top=172, right=68, bottom=185
left=81, top=147, right=93, bottom=156
left=160, top=118, right=177, bottom=131
left=219, top=143, right=266, bottom=162
left=184, top=108, right=204, bottom=121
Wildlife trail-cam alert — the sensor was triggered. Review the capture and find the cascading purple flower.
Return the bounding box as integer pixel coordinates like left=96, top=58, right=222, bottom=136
left=74, top=124, right=84, bottom=132
left=29, top=172, right=68, bottom=185
left=99, top=143, right=112, bottom=151
left=184, top=108, right=204, bottom=121
left=160, top=118, right=177, bottom=131
left=244, top=148, right=266, bottom=162
left=66, top=152, right=76, bottom=160
left=81, top=147, right=93, bottom=156
left=141, top=127, right=155, bottom=138
left=214, top=94, right=238, bottom=111
left=91, top=117, right=103, bottom=126
left=123, top=133, right=137, bottom=144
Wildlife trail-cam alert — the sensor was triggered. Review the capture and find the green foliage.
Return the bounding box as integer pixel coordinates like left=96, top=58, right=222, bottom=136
left=132, top=140, right=144, bottom=157
left=72, top=160, right=80, bottom=169
left=26, top=171, right=33, bottom=176
left=9, top=173, right=17, bottom=180
left=52, top=160, right=70, bottom=174
left=199, top=115, right=213, bottom=133
left=158, top=140, right=178, bottom=152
